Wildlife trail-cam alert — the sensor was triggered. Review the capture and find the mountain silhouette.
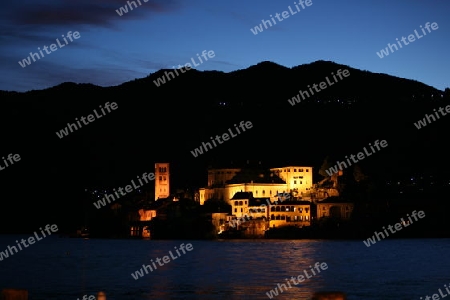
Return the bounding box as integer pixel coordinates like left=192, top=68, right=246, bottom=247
left=0, top=60, right=448, bottom=232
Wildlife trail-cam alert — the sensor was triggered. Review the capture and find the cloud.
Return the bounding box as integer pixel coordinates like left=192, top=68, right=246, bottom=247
left=0, top=0, right=181, bottom=38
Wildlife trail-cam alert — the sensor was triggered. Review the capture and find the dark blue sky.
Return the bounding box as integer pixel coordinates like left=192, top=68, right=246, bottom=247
left=1, top=0, right=449, bottom=92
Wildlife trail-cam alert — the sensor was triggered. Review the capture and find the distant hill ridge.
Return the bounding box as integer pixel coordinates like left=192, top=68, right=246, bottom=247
left=2, top=60, right=444, bottom=100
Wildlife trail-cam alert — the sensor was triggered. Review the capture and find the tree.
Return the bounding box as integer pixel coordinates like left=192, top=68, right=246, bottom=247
left=353, top=164, right=367, bottom=182
left=318, top=156, right=333, bottom=178
left=444, top=88, right=450, bottom=100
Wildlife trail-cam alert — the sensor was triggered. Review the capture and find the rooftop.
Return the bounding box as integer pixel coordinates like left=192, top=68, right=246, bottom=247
left=226, top=168, right=285, bottom=184
left=230, top=192, right=253, bottom=200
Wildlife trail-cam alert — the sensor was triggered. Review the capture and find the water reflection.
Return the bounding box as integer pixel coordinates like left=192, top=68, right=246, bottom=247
left=1, top=237, right=448, bottom=299
left=143, top=239, right=332, bottom=299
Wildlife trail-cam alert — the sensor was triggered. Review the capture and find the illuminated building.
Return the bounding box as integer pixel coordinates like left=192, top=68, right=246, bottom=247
left=199, top=165, right=314, bottom=205
left=155, top=163, right=170, bottom=200
left=316, top=198, right=354, bottom=220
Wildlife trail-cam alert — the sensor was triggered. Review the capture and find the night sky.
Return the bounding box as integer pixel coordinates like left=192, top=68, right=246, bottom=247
left=0, top=0, right=449, bottom=92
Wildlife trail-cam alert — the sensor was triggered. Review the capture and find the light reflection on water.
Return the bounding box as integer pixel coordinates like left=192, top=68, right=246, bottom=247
left=0, top=236, right=449, bottom=299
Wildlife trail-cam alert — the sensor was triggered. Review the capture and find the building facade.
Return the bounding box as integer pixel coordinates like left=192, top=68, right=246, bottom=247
left=316, top=199, right=354, bottom=220
left=270, top=166, right=313, bottom=196
left=227, top=192, right=312, bottom=229
left=155, top=163, right=170, bottom=200
left=199, top=165, right=314, bottom=205
left=269, top=201, right=312, bottom=228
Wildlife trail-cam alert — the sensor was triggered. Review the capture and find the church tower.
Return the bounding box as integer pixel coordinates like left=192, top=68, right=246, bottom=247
left=155, top=163, right=170, bottom=200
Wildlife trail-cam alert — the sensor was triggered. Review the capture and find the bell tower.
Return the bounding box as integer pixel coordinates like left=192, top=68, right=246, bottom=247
left=155, top=163, right=170, bottom=200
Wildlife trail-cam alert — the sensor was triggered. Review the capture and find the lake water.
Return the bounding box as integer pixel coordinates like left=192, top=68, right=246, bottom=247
left=0, top=236, right=448, bottom=299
